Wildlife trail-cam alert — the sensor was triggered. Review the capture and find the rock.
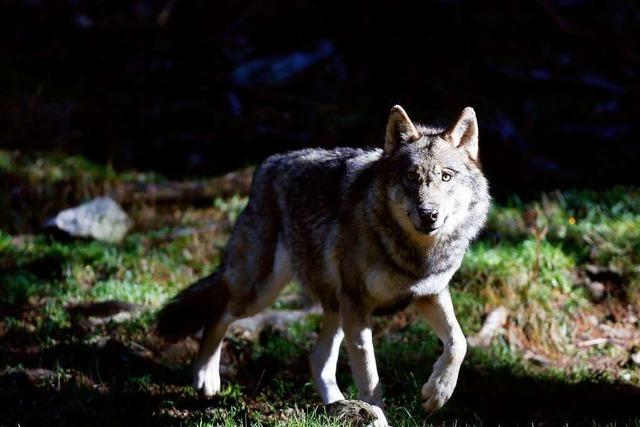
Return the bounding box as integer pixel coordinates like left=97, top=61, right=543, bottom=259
left=232, top=41, right=335, bottom=87
left=583, top=264, right=625, bottom=301
left=467, top=306, right=509, bottom=348
left=586, top=315, right=599, bottom=326
left=45, top=197, right=132, bottom=243
left=325, top=400, right=384, bottom=427
left=586, top=281, right=606, bottom=301
left=25, top=368, right=57, bottom=384
left=619, top=371, right=632, bottom=382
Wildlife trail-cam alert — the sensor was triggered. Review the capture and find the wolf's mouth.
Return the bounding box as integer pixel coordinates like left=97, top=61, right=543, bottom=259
left=415, top=216, right=447, bottom=235
left=416, top=225, right=440, bottom=234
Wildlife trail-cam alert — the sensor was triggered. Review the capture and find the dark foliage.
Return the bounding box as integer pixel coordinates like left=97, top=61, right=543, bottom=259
left=1, top=1, right=639, bottom=198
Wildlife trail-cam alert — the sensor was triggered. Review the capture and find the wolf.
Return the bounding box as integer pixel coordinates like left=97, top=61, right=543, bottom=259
left=156, top=105, right=490, bottom=424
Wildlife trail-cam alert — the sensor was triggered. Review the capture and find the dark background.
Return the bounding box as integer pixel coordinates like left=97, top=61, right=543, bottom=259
left=2, top=0, right=639, bottom=198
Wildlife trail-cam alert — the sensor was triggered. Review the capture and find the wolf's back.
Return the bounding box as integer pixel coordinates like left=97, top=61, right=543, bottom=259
left=156, top=147, right=379, bottom=342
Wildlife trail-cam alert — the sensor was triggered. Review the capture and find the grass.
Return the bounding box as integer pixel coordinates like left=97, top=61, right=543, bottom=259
left=0, top=151, right=639, bottom=425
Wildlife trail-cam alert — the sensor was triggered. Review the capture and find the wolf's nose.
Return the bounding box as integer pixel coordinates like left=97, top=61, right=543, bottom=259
left=419, top=209, right=439, bottom=226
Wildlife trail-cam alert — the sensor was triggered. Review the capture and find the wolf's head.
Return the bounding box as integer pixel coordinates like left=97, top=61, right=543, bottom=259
left=380, top=105, right=490, bottom=241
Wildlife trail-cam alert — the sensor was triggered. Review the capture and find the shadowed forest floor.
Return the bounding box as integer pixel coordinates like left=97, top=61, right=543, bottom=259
left=1, top=150, right=640, bottom=426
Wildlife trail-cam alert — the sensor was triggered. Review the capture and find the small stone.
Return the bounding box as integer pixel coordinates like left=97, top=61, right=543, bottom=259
left=586, top=281, right=605, bottom=301
left=619, top=371, right=632, bottom=382
left=586, top=315, right=599, bottom=326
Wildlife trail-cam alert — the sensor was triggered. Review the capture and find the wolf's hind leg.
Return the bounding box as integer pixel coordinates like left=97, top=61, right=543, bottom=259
left=310, top=308, right=345, bottom=404
left=193, top=239, right=292, bottom=396
left=193, top=312, right=233, bottom=397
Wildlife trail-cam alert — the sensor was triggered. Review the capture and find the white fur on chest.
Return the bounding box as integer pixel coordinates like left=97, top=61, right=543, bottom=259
left=365, top=266, right=454, bottom=303
left=410, top=269, right=455, bottom=297
left=365, top=267, right=411, bottom=304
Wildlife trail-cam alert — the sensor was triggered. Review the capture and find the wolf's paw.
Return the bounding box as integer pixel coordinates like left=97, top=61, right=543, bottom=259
left=193, top=366, right=221, bottom=398
left=420, top=369, right=458, bottom=413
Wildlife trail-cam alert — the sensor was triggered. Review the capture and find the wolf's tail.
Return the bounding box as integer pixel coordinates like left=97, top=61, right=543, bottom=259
left=156, top=270, right=230, bottom=342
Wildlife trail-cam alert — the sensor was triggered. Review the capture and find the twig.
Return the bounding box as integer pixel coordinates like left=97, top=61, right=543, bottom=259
left=576, top=338, right=609, bottom=348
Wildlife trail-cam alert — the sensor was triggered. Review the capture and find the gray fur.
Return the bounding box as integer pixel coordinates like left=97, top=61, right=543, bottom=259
left=156, top=105, right=491, bottom=420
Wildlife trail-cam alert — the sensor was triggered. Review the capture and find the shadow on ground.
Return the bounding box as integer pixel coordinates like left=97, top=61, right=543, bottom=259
left=435, top=368, right=640, bottom=426
left=2, top=332, right=640, bottom=426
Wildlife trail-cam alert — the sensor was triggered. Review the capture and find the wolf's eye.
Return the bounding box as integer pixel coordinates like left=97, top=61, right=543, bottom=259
left=405, top=171, right=419, bottom=182
left=442, top=171, right=452, bottom=182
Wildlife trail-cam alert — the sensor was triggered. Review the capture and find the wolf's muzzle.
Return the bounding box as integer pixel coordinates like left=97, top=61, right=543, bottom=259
left=418, top=207, right=439, bottom=228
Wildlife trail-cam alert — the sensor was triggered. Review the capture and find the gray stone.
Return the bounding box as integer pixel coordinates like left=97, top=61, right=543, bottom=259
left=46, top=197, right=131, bottom=243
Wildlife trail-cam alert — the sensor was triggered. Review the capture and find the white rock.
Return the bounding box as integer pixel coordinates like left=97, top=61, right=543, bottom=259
left=46, top=197, right=132, bottom=243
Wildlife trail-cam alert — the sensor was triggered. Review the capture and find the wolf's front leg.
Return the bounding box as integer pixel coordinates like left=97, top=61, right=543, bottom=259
left=415, top=287, right=467, bottom=412
left=341, top=297, right=388, bottom=426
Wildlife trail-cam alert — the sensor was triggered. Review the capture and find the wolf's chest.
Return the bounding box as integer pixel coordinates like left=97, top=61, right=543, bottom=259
left=365, top=268, right=412, bottom=303
left=365, top=263, right=454, bottom=305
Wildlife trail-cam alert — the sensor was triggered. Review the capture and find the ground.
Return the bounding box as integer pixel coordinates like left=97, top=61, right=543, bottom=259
left=1, top=150, right=639, bottom=426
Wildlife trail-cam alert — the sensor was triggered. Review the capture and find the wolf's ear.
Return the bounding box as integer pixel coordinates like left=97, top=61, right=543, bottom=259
left=385, top=105, right=421, bottom=154
left=444, top=107, right=479, bottom=160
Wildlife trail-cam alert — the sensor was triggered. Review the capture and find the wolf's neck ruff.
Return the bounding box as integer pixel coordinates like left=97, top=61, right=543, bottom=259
left=366, top=171, right=470, bottom=288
